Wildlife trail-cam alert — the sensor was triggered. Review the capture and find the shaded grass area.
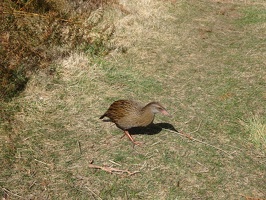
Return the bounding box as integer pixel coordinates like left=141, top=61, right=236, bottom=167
left=0, top=0, right=114, bottom=101
left=1, top=0, right=266, bottom=199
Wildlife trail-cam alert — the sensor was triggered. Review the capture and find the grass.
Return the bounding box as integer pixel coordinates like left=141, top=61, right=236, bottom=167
left=0, top=0, right=113, bottom=101
left=1, top=0, right=266, bottom=199
left=241, top=115, right=266, bottom=150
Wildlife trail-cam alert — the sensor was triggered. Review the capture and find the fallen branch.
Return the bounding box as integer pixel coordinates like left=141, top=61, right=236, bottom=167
left=89, top=164, right=140, bottom=176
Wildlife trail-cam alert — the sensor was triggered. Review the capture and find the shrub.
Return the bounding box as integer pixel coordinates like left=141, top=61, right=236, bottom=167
left=0, top=0, right=115, bottom=101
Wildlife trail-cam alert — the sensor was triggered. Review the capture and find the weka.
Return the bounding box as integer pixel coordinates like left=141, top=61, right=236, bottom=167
left=100, top=100, right=169, bottom=145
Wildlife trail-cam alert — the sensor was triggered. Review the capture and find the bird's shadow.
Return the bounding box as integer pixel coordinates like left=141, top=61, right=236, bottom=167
left=128, top=122, right=178, bottom=135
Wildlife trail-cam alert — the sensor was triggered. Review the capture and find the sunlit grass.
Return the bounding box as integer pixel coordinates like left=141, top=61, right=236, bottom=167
left=1, top=0, right=266, bottom=199
left=242, top=116, right=266, bottom=151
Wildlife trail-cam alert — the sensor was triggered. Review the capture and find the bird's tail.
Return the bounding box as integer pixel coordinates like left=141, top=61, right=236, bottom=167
left=99, top=113, right=106, bottom=119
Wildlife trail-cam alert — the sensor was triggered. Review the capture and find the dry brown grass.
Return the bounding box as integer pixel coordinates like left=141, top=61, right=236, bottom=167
left=0, top=0, right=116, bottom=101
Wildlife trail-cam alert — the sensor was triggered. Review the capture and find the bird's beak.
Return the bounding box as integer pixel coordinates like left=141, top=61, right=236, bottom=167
left=161, top=109, right=169, bottom=116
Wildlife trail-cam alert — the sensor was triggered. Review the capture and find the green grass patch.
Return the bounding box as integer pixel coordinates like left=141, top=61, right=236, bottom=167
left=237, top=7, right=266, bottom=25
left=242, top=116, right=266, bottom=151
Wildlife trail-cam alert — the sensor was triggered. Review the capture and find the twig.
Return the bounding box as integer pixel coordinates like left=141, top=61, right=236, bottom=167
left=84, top=186, right=103, bottom=200
left=34, top=158, right=52, bottom=166
left=1, top=187, right=23, bottom=199
left=77, top=141, right=82, bottom=154
left=19, top=0, right=35, bottom=11
left=109, top=160, right=122, bottom=166
left=89, top=164, right=140, bottom=176
left=2, top=10, right=81, bottom=24
left=164, top=128, right=233, bottom=157
left=188, top=120, right=202, bottom=134
left=151, top=140, right=162, bottom=146
left=192, top=169, right=210, bottom=174
left=240, top=194, right=266, bottom=200
left=29, top=180, right=36, bottom=189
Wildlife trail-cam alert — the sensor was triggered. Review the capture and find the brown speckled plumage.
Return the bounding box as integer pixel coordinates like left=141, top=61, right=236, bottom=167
left=100, top=100, right=169, bottom=145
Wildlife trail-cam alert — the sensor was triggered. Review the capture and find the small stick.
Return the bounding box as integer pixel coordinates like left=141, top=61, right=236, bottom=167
left=3, top=11, right=80, bottom=24
left=1, top=187, right=23, bottom=199
left=84, top=186, right=103, bottom=200
left=164, top=128, right=233, bottom=157
left=77, top=141, right=82, bottom=154
left=240, top=194, right=266, bottom=200
left=29, top=180, right=36, bottom=189
left=188, top=120, right=202, bottom=134
left=89, top=164, right=140, bottom=176
left=34, top=158, right=52, bottom=166
left=109, top=160, right=122, bottom=166
left=151, top=140, right=162, bottom=146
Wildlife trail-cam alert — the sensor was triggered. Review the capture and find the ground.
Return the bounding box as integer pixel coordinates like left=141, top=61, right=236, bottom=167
left=0, top=0, right=266, bottom=199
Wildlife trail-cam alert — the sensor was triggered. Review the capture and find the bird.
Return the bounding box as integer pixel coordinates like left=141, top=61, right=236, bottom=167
left=100, top=99, right=169, bottom=145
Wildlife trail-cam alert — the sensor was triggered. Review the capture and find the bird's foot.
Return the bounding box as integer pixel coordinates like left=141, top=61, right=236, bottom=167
left=122, top=130, right=144, bottom=147
left=132, top=141, right=143, bottom=148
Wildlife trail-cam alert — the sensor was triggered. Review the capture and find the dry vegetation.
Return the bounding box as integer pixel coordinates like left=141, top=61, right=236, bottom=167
left=1, top=0, right=266, bottom=199
left=0, top=0, right=115, bottom=100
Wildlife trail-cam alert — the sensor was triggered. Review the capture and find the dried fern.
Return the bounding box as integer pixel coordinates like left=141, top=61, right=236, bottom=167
left=0, top=0, right=116, bottom=100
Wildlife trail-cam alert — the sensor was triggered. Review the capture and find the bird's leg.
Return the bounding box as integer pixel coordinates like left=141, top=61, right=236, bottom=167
left=123, top=130, right=142, bottom=146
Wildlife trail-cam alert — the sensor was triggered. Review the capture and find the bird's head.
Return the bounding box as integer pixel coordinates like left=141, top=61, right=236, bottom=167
left=145, top=102, right=169, bottom=115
